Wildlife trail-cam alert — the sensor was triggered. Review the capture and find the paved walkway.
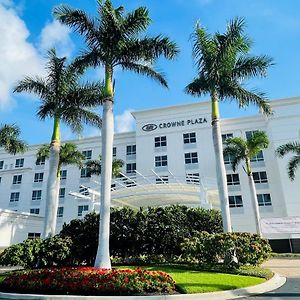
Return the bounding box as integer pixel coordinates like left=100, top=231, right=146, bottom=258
left=238, top=258, right=300, bottom=300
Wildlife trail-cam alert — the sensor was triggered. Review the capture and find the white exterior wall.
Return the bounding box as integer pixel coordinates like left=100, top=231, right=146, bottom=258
left=0, top=97, right=299, bottom=245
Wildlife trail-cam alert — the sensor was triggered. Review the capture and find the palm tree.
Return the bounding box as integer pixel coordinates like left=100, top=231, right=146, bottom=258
left=276, top=141, right=300, bottom=181
left=54, top=0, right=179, bottom=268
left=223, top=131, right=269, bottom=236
left=0, top=124, right=27, bottom=155
left=14, top=49, right=103, bottom=239
left=86, top=156, right=124, bottom=178
left=185, top=17, right=273, bottom=232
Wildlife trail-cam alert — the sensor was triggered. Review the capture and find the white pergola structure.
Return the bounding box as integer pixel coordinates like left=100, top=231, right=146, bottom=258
left=69, top=170, right=219, bottom=210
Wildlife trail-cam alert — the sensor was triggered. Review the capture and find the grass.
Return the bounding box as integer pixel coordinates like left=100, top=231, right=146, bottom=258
left=117, top=265, right=266, bottom=294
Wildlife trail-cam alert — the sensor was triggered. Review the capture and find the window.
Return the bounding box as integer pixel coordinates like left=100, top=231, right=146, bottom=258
left=183, top=132, right=196, bottom=144
left=0, top=177, right=2, bottom=183
left=79, top=186, right=89, bottom=196
left=229, top=195, right=243, bottom=208
left=224, top=153, right=234, bottom=165
left=60, top=170, right=67, bottom=180
left=78, top=205, right=89, bottom=217
left=186, top=173, right=200, bottom=184
left=81, top=168, right=91, bottom=178
left=154, top=136, right=167, bottom=147
left=253, top=171, right=268, bottom=183
left=0, top=160, right=3, bottom=170
left=36, top=156, right=45, bottom=166
left=34, top=172, right=44, bottom=182
left=15, top=158, right=24, bottom=168
left=227, top=174, right=240, bottom=186
left=155, top=155, right=168, bottom=167
left=257, top=193, right=272, bottom=206
left=30, top=208, right=40, bottom=215
left=126, top=163, right=136, bottom=174
left=27, top=232, right=41, bottom=239
left=113, top=147, right=117, bottom=157
left=59, top=188, right=65, bottom=199
left=156, top=176, right=168, bottom=184
left=185, top=152, right=198, bottom=164
left=10, top=192, right=20, bottom=202
left=126, top=145, right=136, bottom=155
left=57, top=207, right=64, bottom=218
left=222, top=133, right=233, bottom=143
left=32, top=190, right=42, bottom=201
left=245, top=130, right=258, bottom=140
left=250, top=151, right=264, bottom=162
left=12, top=174, right=22, bottom=184
left=82, top=150, right=92, bottom=160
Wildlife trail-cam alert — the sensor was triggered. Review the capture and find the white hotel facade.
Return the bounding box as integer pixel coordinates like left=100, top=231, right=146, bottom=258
left=0, top=96, right=300, bottom=252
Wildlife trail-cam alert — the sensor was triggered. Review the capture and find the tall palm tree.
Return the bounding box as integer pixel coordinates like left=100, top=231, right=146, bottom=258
left=185, top=17, right=273, bottom=232
left=14, top=49, right=103, bottom=239
left=0, top=124, right=27, bottom=155
left=276, top=141, right=300, bottom=181
left=54, top=0, right=179, bottom=268
left=86, top=155, right=124, bottom=178
left=223, top=131, right=269, bottom=236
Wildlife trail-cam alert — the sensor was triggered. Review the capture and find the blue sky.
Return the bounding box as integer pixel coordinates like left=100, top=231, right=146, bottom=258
left=0, top=0, right=300, bottom=144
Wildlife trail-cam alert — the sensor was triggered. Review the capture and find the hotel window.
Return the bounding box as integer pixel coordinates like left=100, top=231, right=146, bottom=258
left=15, top=158, right=24, bottom=168
left=222, top=133, right=233, bottom=143
left=186, top=173, right=200, bottom=184
left=155, top=155, right=168, bottom=167
left=78, top=205, right=89, bottom=217
left=81, top=168, right=91, bottom=178
left=60, top=170, right=67, bottom=180
left=10, top=192, right=20, bottom=202
left=0, top=160, right=4, bottom=170
left=185, top=152, right=198, bottom=164
left=32, top=190, right=42, bottom=201
left=113, top=147, right=117, bottom=157
left=57, top=206, right=64, bottom=218
left=126, top=163, right=136, bottom=174
left=27, top=232, right=41, bottom=239
left=0, top=177, right=2, bottom=183
left=229, top=195, right=243, bottom=208
left=79, top=186, right=89, bottom=196
left=257, top=193, right=272, bottom=206
left=245, top=130, right=258, bottom=140
left=36, top=156, right=45, bottom=166
left=224, top=153, right=234, bottom=165
left=227, top=174, right=240, bottom=186
left=183, top=132, right=196, bottom=144
left=156, top=176, right=168, bottom=184
left=12, top=174, right=22, bottom=184
left=59, top=188, right=66, bottom=199
left=30, top=208, right=40, bottom=215
left=126, top=145, right=136, bottom=155
left=34, top=172, right=44, bottom=182
left=250, top=151, right=264, bottom=162
left=154, top=136, right=167, bottom=147
left=82, top=150, right=92, bottom=160
left=253, top=171, right=268, bottom=183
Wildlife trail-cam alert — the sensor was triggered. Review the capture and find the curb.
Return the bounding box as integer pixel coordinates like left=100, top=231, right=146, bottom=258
left=0, top=273, right=286, bottom=300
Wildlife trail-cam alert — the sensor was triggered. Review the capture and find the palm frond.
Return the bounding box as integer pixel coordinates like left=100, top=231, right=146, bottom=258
left=36, top=144, right=50, bottom=160
left=247, top=131, right=269, bottom=157
left=185, top=75, right=210, bottom=97
left=13, top=77, right=50, bottom=99
left=276, top=141, right=300, bottom=157
left=60, top=143, right=85, bottom=168
left=287, top=156, right=300, bottom=181
left=86, top=159, right=101, bottom=176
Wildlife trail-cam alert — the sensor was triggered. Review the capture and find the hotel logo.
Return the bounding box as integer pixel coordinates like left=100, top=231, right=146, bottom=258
left=142, top=124, right=158, bottom=131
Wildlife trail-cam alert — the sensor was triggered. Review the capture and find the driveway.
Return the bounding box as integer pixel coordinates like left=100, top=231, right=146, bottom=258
left=238, top=258, right=300, bottom=299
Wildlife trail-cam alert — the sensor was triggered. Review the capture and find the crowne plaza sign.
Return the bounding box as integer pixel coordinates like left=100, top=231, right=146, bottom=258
left=142, top=117, right=208, bottom=132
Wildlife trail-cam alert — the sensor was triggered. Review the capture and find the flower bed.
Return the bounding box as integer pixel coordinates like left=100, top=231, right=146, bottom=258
left=0, top=267, right=176, bottom=296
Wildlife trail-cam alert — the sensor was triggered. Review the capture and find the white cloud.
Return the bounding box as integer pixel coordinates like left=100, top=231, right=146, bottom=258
left=115, top=110, right=135, bottom=133
left=0, top=1, right=43, bottom=110
left=39, top=19, right=74, bottom=57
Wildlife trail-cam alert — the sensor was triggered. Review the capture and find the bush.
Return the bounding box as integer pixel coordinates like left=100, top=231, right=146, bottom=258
left=181, top=232, right=272, bottom=266
left=0, top=267, right=176, bottom=296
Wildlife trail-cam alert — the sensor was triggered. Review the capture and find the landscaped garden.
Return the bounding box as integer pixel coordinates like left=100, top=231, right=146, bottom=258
left=0, top=206, right=273, bottom=296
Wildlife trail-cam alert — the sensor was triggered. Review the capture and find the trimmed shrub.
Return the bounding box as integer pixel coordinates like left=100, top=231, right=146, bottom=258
left=0, top=267, right=176, bottom=296
left=181, top=232, right=272, bottom=266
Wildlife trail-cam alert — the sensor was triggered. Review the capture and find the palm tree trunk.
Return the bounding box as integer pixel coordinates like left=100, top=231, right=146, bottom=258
left=43, top=117, right=61, bottom=238
left=94, top=67, right=114, bottom=269
left=211, top=94, right=232, bottom=232
left=246, top=159, right=262, bottom=236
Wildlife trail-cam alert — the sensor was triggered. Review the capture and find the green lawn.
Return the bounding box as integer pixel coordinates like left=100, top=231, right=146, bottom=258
left=117, top=265, right=266, bottom=294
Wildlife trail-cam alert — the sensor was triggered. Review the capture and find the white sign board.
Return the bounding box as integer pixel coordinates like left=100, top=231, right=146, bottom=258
left=261, top=217, right=300, bottom=234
